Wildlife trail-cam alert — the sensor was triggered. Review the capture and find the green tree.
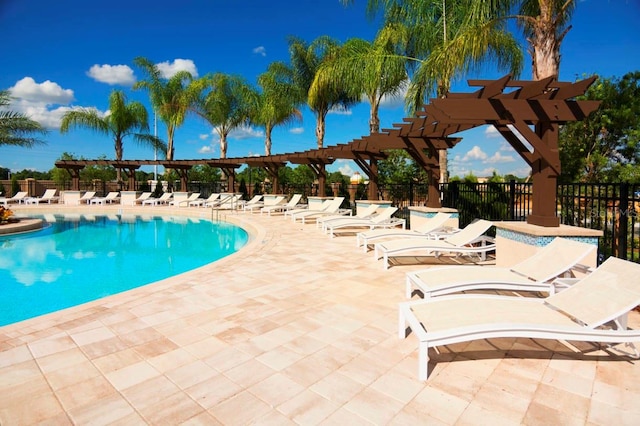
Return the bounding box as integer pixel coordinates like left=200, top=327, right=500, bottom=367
left=133, top=57, right=197, bottom=162
left=288, top=36, right=360, bottom=149
left=312, top=31, right=408, bottom=134
left=0, top=89, right=47, bottom=147
left=378, top=149, right=424, bottom=184
left=192, top=73, right=259, bottom=159
left=341, top=0, right=523, bottom=183
left=255, top=62, right=304, bottom=155
left=60, top=90, right=166, bottom=182
left=559, top=72, right=640, bottom=183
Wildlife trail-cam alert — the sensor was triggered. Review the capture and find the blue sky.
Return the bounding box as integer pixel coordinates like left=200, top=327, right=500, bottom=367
left=1, top=0, right=638, bottom=179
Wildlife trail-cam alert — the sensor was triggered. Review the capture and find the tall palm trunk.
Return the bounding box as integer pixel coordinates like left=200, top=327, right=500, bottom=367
left=315, top=113, right=326, bottom=149
left=264, top=125, right=273, bottom=156
left=220, top=135, right=228, bottom=159
left=530, top=10, right=561, bottom=79
left=369, top=101, right=380, bottom=133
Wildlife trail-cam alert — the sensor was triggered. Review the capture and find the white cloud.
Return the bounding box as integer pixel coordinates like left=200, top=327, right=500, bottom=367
left=6, top=77, right=77, bottom=129
left=290, top=127, right=304, bottom=135
left=253, top=46, right=266, bottom=57
left=9, top=77, right=74, bottom=104
left=198, top=133, right=210, bottom=140
left=156, top=59, right=198, bottom=78
left=460, top=145, right=488, bottom=162
left=229, top=125, right=264, bottom=140
left=338, top=163, right=356, bottom=177
left=87, top=64, right=135, bottom=85
left=328, top=106, right=352, bottom=115
left=484, top=126, right=501, bottom=138
left=485, top=151, right=515, bottom=164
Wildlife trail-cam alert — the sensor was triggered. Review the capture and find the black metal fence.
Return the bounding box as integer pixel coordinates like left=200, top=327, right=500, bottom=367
left=419, top=181, right=639, bottom=263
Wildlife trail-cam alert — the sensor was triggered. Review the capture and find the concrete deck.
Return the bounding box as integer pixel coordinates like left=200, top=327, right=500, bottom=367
left=1, top=204, right=639, bottom=424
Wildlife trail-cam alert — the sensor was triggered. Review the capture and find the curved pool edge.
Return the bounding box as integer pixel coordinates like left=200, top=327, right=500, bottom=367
left=3, top=204, right=267, bottom=331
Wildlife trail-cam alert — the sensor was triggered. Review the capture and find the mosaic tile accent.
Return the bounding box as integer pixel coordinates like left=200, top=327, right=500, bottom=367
left=411, top=210, right=460, bottom=219
left=496, top=228, right=599, bottom=247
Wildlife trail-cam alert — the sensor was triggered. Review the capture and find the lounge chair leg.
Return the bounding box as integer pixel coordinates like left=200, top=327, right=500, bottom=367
left=398, top=309, right=406, bottom=339
left=405, top=276, right=413, bottom=299
left=419, top=342, right=429, bottom=381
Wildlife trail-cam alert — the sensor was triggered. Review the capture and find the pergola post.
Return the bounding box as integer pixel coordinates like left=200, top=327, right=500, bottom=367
left=527, top=123, right=561, bottom=227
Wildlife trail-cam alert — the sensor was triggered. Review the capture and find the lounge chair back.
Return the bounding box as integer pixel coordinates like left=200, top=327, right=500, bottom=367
left=105, top=192, right=120, bottom=200
left=246, top=195, right=262, bottom=205
left=354, top=204, right=379, bottom=218
left=511, top=238, right=596, bottom=283
left=545, top=256, right=640, bottom=328
left=80, top=191, right=96, bottom=200
left=370, top=207, right=399, bottom=224
left=41, top=189, right=57, bottom=198
left=12, top=191, right=28, bottom=200
left=443, top=219, right=493, bottom=247
left=412, top=213, right=451, bottom=234
left=324, top=197, right=344, bottom=213
left=286, top=194, right=302, bottom=207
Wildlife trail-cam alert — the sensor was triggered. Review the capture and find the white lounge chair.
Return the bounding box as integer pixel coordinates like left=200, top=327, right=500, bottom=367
left=316, top=204, right=378, bottom=229
left=405, top=237, right=597, bottom=299
left=168, top=192, right=200, bottom=207
left=0, top=191, right=28, bottom=206
left=261, top=194, right=303, bottom=216
left=143, top=192, right=173, bottom=206
left=25, top=189, right=59, bottom=204
left=324, top=207, right=405, bottom=237
left=241, top=195, right=265, bottom=212
left=291, top=197, right=348, bottom=224
left=77, top=191, right=97, bottom=205
left=208, top=194, right=241, bottom=209
left=375, top=219, right=495, bottom=269
left=357, top=212, right=454, bottom=252
left=130, top=192, right=152, bottom=205
left=399, top=256, right=640, bottom=381
left=90, top=191, right=120, bottom=205
left=188, top=193, right=219, bottom=207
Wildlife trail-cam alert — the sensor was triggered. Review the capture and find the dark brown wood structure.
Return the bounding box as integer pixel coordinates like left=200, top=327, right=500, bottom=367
left=55, top=75, right=598, bottom=227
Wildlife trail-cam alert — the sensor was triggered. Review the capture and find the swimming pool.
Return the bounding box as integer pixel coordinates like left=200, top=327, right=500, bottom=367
left=0, top=214, right=249, bottom=326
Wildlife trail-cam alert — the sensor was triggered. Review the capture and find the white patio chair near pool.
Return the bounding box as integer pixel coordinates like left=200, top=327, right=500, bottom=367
left=399, top=256, right=640, bottom=381
left=25, top=189, right=59, bottom=204
left=0, top=191, right=28, bottom=206
left=323, top=207, right=405, bottom=238
left=374, top=219, right=495, bottom=269
left=77, top=191, right=97, bottom=205
left=357, top=212, right=453, bottom=252
left=90, top=191, right=120, bottom=205
left=260, top=194, right=302, bottom=216
left=405, top=237, right=597, bottom=299
left=143, top=192, right=173, bottom=206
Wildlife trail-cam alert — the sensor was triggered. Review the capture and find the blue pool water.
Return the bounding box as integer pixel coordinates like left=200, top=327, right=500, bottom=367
left=0, top=214, right=249, bottom=326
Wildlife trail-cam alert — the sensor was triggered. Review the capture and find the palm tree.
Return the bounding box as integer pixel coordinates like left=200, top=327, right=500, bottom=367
left=312, top=30, right=408, bottom=134
left=515, top=0, right=576, bottom=79
left=60, top=90, right=166, bottom=182
left=133, top=56, right=197, bottom=162
left=192, top=73, right=259, bottom=159
left=255, top=62, right=304, bottom=156
left=0, top=90, right=47, bottom=147
left=340, top=0, right=523, bottom=182
left=288, top=36, right=360, bottom=149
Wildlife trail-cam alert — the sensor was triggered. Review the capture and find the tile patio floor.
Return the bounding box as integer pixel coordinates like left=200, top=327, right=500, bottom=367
left=1, top=204, right=639, bottom=425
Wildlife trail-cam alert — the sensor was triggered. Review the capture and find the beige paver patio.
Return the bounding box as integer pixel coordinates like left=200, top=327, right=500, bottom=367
left=1, top=204, right=640, bottom=424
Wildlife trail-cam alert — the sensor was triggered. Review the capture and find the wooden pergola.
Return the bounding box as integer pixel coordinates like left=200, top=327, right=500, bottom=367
left=55, top=75, right=599, bottom=227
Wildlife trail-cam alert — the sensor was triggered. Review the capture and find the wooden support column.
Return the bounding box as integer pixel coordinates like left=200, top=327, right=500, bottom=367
left=527, top=123, right=561, bottom=227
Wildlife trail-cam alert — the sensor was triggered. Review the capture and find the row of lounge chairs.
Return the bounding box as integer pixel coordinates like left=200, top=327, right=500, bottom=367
left=283, top=205, right=640, bottom=382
